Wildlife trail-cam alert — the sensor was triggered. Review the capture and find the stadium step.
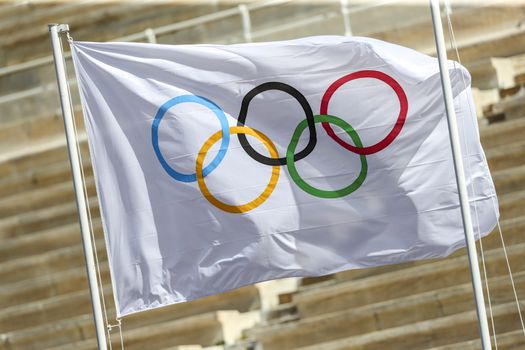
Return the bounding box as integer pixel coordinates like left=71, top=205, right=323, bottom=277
left=426, top=329, right=525, bottom=350
left=485, top=138, right=525, bottom=171
left=293, top=242, right=525, bottom=319
left=478, top=116, right=525, bottom=149
left=0, top=195, right=99, bottom=240
left=0, top=176, right=96, bottom=220
left=0, top=237, right=106, bottom=284
left=1, top=287, right=260, bottom=350
left=294, top=301, right=525, bottom=350
left=248, top=271, right=525, bottom=350
left=469, top=56, right=520, bottom=90
left=0, top=133, right=84, bottom=176
left=0, top=142, right=91, bottom=199
left=0, top=217, right=102, bottom=263
left=491, top=164, right=525, bottom=195
left=0, top=261, right=107, bottom=309
left=0, top=156, right=88, bottom=201
left=492, top=93, right=525, bottom=121
left=499, top=189, right=525, bottom=221
left=41, top=310, right=259, bottom=350
left=0, top=109, right=84, bottom=159
left=0, top=313, right=94, bottom=350
left=0, top=280, right=260, bottom=334
left=0, top=287, right=111, bottom=334
left=1, top=3, right=218, bottom=66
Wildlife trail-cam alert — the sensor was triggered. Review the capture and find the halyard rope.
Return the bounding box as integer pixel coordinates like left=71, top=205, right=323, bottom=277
left=445, top=2, right=525, bottom=344
left=444, top=5, right=499, bottom=348
left=64, top=32, right=122, bottom=349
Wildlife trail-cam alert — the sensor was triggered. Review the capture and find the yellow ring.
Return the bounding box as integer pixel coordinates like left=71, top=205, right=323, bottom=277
left=196, top=126, right=280, bottom=213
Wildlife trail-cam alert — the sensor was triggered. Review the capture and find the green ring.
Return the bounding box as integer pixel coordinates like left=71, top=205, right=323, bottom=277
left=286, top=114, right=368, bottom=198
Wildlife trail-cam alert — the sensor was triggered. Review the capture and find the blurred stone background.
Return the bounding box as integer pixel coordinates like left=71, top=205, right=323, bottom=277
left=0, top=1, right=524, bottom=349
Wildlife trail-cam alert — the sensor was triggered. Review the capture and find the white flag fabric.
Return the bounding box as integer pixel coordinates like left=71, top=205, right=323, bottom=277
left=71, top=36, right=498, bottom=317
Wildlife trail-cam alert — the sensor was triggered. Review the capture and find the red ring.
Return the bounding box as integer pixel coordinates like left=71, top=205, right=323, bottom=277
left=320, top=70, right=408, bottom=155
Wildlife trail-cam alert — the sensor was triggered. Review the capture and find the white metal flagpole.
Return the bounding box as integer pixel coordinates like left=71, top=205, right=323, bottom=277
left=48, top=23, right=108, bottom=350
left=429, top=1, right=492, bottom=349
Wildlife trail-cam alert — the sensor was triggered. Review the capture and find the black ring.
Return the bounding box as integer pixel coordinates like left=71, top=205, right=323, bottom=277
left=237, top=82, right=317, bottom=166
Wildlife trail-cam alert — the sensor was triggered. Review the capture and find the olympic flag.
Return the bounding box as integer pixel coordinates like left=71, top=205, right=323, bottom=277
left=70, top=36, right=498, bottom=317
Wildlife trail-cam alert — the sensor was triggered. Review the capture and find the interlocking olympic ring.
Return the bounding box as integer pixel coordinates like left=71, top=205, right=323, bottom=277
left=197, top=126, right=280, bottom=213
left=287, top=114, right=367, bottom=199
left=237, top=82, right=316, bottom=166
left=152, top=70, right=408, bottom=213
left=320, top=70, right=408, bottom=155
left=152, top=95, right=230, bottom=183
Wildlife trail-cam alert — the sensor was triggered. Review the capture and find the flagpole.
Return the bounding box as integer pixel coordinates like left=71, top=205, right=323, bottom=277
left=48, top=23, right=108, bottom=350
left=429, top=1, right=492, bottom=349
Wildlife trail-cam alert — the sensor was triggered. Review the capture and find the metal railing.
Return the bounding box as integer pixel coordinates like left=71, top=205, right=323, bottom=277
left=0, top=0, right=292, bottom=77
left=0, top=0, right=405, bottom=113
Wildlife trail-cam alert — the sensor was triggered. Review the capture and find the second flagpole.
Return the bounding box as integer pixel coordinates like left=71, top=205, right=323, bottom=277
left=429, top=1, right=492, bottom=349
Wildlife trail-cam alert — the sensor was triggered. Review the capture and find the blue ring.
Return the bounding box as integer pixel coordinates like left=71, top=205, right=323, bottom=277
left=152, top=95, right=230, bottom=183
